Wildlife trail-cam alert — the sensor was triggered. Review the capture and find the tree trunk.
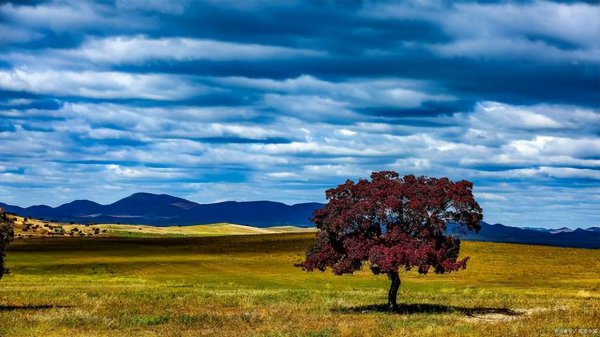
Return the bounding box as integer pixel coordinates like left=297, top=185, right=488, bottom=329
left=387, top=271, right=401, bottom=311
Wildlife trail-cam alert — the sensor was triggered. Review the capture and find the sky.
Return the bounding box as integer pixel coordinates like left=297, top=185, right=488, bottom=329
left=0, top=0, right=598, bottom=229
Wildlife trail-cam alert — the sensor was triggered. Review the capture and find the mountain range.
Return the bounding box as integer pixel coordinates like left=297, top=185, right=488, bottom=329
left=0, top=193, right=321, bottom=228
left=1, top=192, right=598, bottom=248
left=446, top=222, right=600, bottom=249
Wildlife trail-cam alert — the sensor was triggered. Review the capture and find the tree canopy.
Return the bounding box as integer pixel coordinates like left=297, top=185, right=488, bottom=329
left=297, top=171, right=483, bottom=309
left=0, top=208, right=14, bottom=280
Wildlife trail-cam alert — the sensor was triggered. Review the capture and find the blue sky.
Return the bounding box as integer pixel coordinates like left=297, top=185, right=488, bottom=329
left=0, top=0, right=598, bottom=228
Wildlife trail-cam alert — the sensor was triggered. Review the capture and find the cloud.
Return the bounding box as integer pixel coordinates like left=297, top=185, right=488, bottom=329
left=337, top=129, right=356, bottom=137
left=431, top=38, right=599, bottom=62
left=479, top=167, right=600, bottom=181
left=475, top=192, right=507, bottom=202
left=506, top=136, right=600, bottom=159
left=0, top=69, right=209, bottom=99
left=468, top=102, right=564, bottom=130
left=115, top=0, right=190, bottom=14
left=0, top=24, right=43, bottom=45
left=219, top=75, right=453, bottom=108
left=0, top=0, right=598, bottom=228
left=445, top=2, right=600, bottom=50
left=59, top=35, right=325, bottom=64
left=106, top=165, right=186, bottom=180
left=262, top=94, right=357, bottom=121
left=367, top=1, right=600, bottom=61
left=0, top=1, right=136, bottom=32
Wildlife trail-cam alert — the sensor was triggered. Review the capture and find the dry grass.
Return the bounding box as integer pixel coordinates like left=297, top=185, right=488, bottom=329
left=0, top=233, right=599, bottom=336
left=98, top=223, right=315, bottom=237
left=9, top=215, right=315, bottom=238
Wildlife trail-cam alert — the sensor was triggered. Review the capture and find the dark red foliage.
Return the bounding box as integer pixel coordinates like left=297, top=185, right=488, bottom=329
left=298, top=171, right=483, bottom=276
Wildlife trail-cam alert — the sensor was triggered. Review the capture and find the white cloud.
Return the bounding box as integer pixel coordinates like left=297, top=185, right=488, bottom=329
left=59, top=103, right=261, bottom=130
left=59, top=35, right=324, bottom=64
left=431, top=38, right=599, bottom=62
left=302, top=164, right=367, bottom=178
left=464, top=102, right=600, bottom=136
left=536, top=167, right=600, bottom=180
left=262, top=94, right=358, bottom=121
left=480, top=167, right=600, bottom=181
left=337, top=129, right=357, bottom=136
left=393, top=158, right=432, bottom=172
left=116, top=0, right=190, bottom=14
left=469, top=102, right=565, bottom=129
left=252, top=141, right=382, bottom=157
left=0, top=2, right=131, bottom=31
left=207, top=123, right=286, bottom=140
left=364, top=1, right=600, bottom=62
left=506, top=136, right=600, bottom=159
left=221, top=75, right=454, bottom=109
left=446, top=2, right=600, bottom=50
left=266, top=172, right=301, bottom=179
left=475, top=193, right=507, bottom=202
left=0, top=69, right=208, bottom=99
left=106, top=165, right=185, bottom=180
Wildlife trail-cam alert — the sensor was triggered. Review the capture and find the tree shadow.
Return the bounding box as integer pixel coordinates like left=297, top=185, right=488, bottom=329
left=333, top=303, right=521, bottom=317
left=0, top=305, right=70, bottom=311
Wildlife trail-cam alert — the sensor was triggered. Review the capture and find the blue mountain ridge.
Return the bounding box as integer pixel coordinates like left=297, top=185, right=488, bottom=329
left=0, top=193, right=321, bottom=228
left=1, top=193, right=598, bottom=248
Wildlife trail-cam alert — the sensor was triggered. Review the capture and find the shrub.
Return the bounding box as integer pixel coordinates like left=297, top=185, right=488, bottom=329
left=0, top=208, right=15, bottom=280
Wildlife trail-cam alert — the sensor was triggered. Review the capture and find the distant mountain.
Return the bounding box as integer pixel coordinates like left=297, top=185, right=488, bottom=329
left=447, top=222, right=600, bottom=249
left=55, top=200, right=103, bottom=216
left=522, top=227, right=551, bottom=232
left=549, top=227, right=574, bottom=234
left=1, top=194, right=598, bottom=248
left=0, top=193, right=322, bottom=227
left=524, top=226, right=600, bottom=234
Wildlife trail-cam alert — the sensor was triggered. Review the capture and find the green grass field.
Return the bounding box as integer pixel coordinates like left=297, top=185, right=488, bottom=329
left=1, top=234, right=599, bottom=336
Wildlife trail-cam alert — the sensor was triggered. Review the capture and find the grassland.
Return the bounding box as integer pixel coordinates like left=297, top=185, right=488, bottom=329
left=1, top=232, right=599, bottom=336
left=9, top=214, right=315, bottom=238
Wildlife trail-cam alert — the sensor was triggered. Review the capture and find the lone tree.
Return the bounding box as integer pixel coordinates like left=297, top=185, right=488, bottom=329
left=0, top=208, right=14, bottom=281
left=297, top=171, right=482, bottom=311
